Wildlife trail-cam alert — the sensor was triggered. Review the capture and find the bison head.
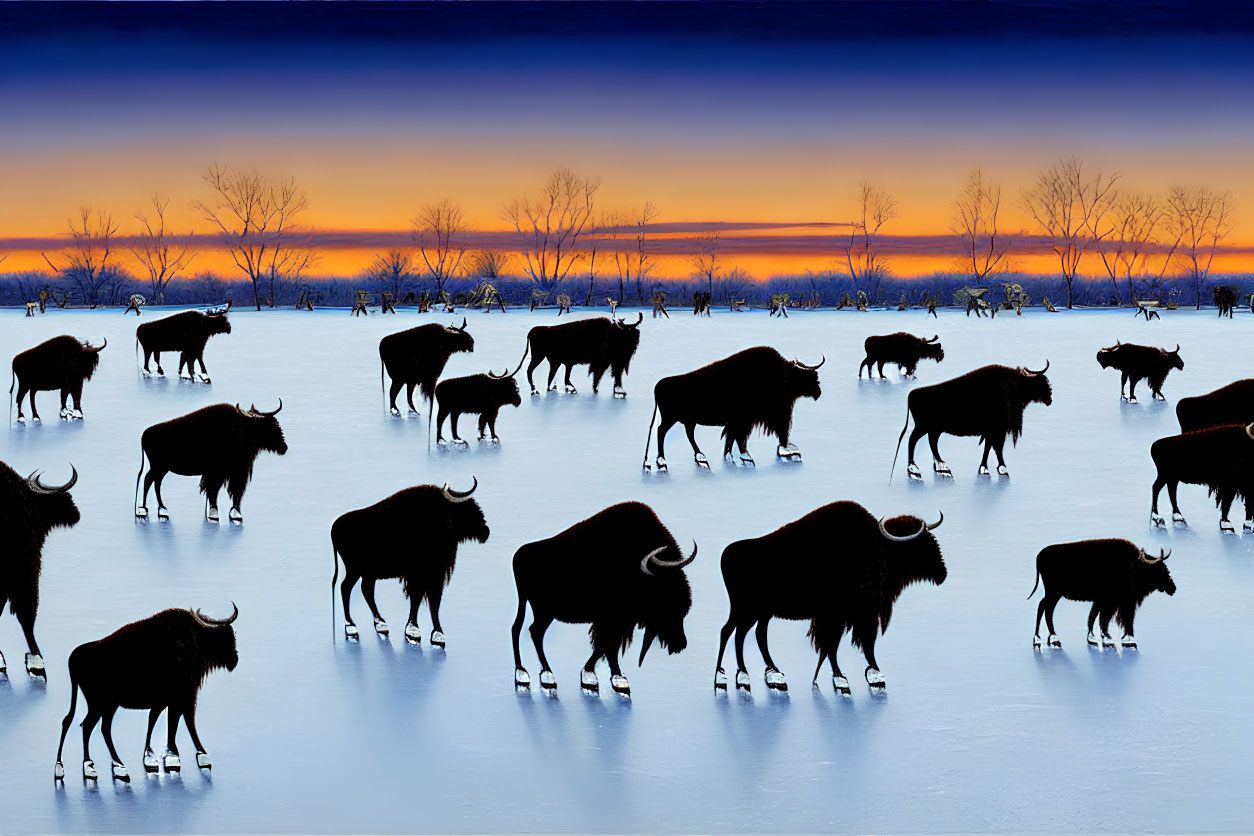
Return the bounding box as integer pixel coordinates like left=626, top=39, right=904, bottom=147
left=444, top=317, right=475, bottom=354
left=236, top=400, right=289, bottom=455
left=920, top=335, right=945, bottom=362
left=787, top=354, right=825, bottom=401
left=78, top=337, right=106, bottom=379
left=442, top=477, right=490, bottom=543
left=25, top=465, right=81, bottom=531
left=610, top=313, right=644, bottom=368
left=1134, top=547, right=1176, bottom=597
left=636, top=541, right=696, bottom=665
left=205, top=313, right=233, bottom=336
left=1096, top=341, right=1122, bottom=369
left=1167, top=344, right=1183, bottom=372
left=1019, top=360, right=1052, bottom=406
left=192, top=603, right=240, bottom=672
left=877, top=511, right=947, bottom=586
left=486, top=370, right=523, bottom=408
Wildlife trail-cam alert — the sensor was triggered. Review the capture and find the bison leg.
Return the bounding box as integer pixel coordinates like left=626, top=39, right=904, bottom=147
left=851, top=618, right=885, bottom=687
left=1043, top=594, right=1062, bottom=644
left=1166, top=481, right=1186, bottom=524
left=877, top=360, right=886, bottom=379
left=1219, top=492, right=1237, bottom=533
left=732, top=621, right=753, bottom=689
left=405, top=382, right=419, bottom=414
left=435, top=405, right=450, bottom=442
left=154, top=350, right=165, bottom=376
left=226, top=473, right=248, bottom=522
left=360, top=578, right=388, bottom=634
left=528, top=614, right=556, bottom=688
left=565, top=363, right=580, bottom=393
left=28, top=388, right=40, bottom=422
left=545, top=363, right=560, bottom=392
left=182, top=704, right=212, bottom=767
left=684, top=423, right=709, bottom=468
left=387, top=379, right=404, bottom=415
left=1118, top=602, right=1138, bottom=649
left=526, top=357, right=544, bottom=395
left=485, top=409, right=501, bottom=442
left=59, top=387, right=70, bottom=419
left=196, top=352, right=209, bottom=380
left=14, top=383, right=29, bottom=421
left=1086, top=603, right=1103, bottom=646
left=202, top=474, right=224, bottom=521
left=906, top=425, right=927, bottom=479
left=591, top=365, right=606, bottom=394
left=14, top=600, right=44, bottom=673
left=511, top=592, right=530, bottom=685
left=1150, top=475, right=1168, bottom=526
left=69, top=382, right=84, bottom=418
left=81, top=707, right=102, bottom=777
left=426, top=584, right=446, bottom=647
left=654, top=416, right=677, bottom=470
left=450, top=412, right=468, bottom=445
left=100, top=708, right=129, bottom=780
left=1128, top=376, right=1141, bottom=402
left=164, top=708, right=183, bottom=771
left=604, top=645, right=630, bottom=695
left=144, top=708, right=163, bottom=772
left=339, top=569, right=361, bottom=638
left=142, top=348, right=154, bottom=374
left=1119, top=371, right=1129, bottom=401
left=714, top=616, right=738, bottom=689
left=755, top=620, right=787, bottom=691
left=928, top=431, right=950, bottom=476
left=580, top=649, right=601, bottom=691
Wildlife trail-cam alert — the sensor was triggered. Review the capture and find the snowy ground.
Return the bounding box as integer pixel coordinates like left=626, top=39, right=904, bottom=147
left=1, top=305, right=1251, bottom=834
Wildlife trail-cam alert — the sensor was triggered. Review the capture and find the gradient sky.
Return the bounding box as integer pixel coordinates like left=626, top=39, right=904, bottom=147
left=2, top=1, right=1252, bottom=279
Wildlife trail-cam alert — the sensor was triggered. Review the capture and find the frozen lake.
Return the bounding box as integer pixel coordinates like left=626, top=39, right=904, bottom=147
left=2, top=304, right=1252, bottom=834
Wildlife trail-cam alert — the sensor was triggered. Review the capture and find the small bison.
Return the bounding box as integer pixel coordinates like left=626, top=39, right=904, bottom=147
left=434, top=370, right=522, bottom=445
left=379, top=318, right=475, bottom=415
left=54, top=605, right=239, bottom=781
left=332, top=479, right=490, bottom=643
left=510, top=313, right=643, bottom=397
left=1150, top=422, right=1254, bottom=532
left=1095, top=341, right=1184, bottom=402
left=858, top=333, right=944, bottom=380
left=1176, top=379, right=1254, bottom=433
left=136, top=309, right=232, bottom=382
left=0, top=462, right=80, bottom=675
left=10, top=335, right=106, bottom=422
left=1030, top=540, right=1174, bottom=650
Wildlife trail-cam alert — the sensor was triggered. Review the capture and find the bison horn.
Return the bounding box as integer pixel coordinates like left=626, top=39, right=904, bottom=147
left=443, top=476, right=478, bottom=502
left=927, top=335, right=939, bottom=343
left=86, top=337, right=107, bottom=353
left=926, top=510, right=944, bottom=531
left=487, top=368, right=510, bottom=379
left=1246, top=421, right=1254, bottom=441
left=27, top=464, right=77, bottom=494
left=878, top=515, right=926, bottom=542
left=640, top=540, right=698, bottom=576
left=194, top=602, right=239, bottom=627
left=626, top=312, right=643, bottom=329
left=455, top=316, right=468, bottom=331
left=1172, top=343, right=1180, bottom=354
left=1025, top=359, right=1049, bottom=376
left=250, top=399, right=283, bottom=417
left=793, top=354, right=826, bottom=371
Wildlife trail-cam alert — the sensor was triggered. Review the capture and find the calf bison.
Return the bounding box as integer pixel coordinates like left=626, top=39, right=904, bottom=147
left=434, top=370, right=522, bottom=445
left=332, top=479, right=490, bottom=644
left=1150, top=422, right=1254, bottom=532
left=1176, top=379, right=1254, bottom=432
left=858, top=333, right=944, bottom=379
left=135, top=309, right=232, bottom=382
left=10, top=335, right=106, bottom=422
left=509, top=313, right=643, bottom=397
left=1030, top=540, right=1174, bottom=650
left=714, top=501, right=945, bottom=692
left=511, top=501, right=695, bottom=695
left=0, top=462, right=80, bottom=675
left=379, top=318, right=474, bottom=415
left=1095, top=341, right=1184, bottom=401
left=54, top=605, right=239, bottom=781
left=642, top=346, right=823, bottom=470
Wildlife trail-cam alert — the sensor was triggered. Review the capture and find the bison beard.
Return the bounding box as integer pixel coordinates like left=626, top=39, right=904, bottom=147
left=135, top=310, right=232, bottom=382
left=331, top=480, right=489, bottom=644
left=507, top=314, right=642, bottom=396
left=1095, top=341, right=1184, bottom=401
left=434, top=372, right=522, bottom=444
left=713, top=501, right=945, bottom=692
left=1150, top=422, right=1254, bottom=532
left=0, top=462, right=79, bottom=675
left=1176, top=379, right=1254, bottom=433
left=1029, top=540, right=1174, bottom=649
left=54, top=606, right=240, bottom=781
left=510, top=501, right=695, bottom=695
left=858, top=332, right=944, bottom=380
left=10, top=334, right=105, bottom=423
left=378, top=318, right=474, bottom=415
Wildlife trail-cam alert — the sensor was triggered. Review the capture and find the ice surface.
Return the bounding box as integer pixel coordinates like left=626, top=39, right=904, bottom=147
left=3, top=306, right=1254, bottom=833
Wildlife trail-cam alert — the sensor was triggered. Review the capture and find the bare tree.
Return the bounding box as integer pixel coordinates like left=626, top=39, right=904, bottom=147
left=369, top=248, right=416, bottom=298
left=950, top=169, right=1011, bottom=285
left=41, top=206, right=120, bottom=308
left=1088, top=191, right=1171, bottom=305
left=1021, top=156, right=1121, bottom=309
left=1164, top=185, right=1236, bottom=309
left=467, top=249, right=513, bottom=280
left=130, top=192, right=195, bottom=305
left=630, top=202, right=659, bottom=302
left=412, top=198, right=468, bottom=297
left=583, top=211, right=613, bottom=306
left=691, top=229, right=722, bottom=294
left=503, top=167, right=602, bottom=294
left=191, top=163, right=313, bottom=311
left=841, top=181, right=898, bottom=304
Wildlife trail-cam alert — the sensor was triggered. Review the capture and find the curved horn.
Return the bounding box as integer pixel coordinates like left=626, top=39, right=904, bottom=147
left=454, top=316, right=467, bottom=331
left=925, top=510, right=944, bottom=531
left=251, top=398, right=283, bottom=417
left=1172, top=343, right=1180, bottom=354
left=442, top=476, right=478, bottom=502
left=235, top=402, right=250, bottom=415
left=927, top=335, right=939, bottom=343
left=1025, top=359, right=1050, bottom=375
left=640, top=541, right=698, bottom=575
left=793, top=354, right=826, bottom=371
left=1247, top=422, right=1254, bottom=441
left=27, top=465, right=77, bottom=495
left=87, top=337, right=107, bottom=353
left=1160, top=547, right=1171, bottom=561
left=622, top=312, right=643, bottom=329
left=487, top=368, right=510, bottom=379
left=878, top=516, right=926, bottom=542
left=194, top=602, right=239, bottom=627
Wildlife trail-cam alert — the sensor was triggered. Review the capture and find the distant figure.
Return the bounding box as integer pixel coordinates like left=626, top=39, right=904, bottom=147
left=351, top=289, right=370, bottom=317
left=652, top=292, right=670, bottom=318
left=1213, top=285, right=1236, bottom=318
left=926, top=297, right=938, bottom=318
left=1043, top=297, right=1058, bottom=313
left=25, top=301, right=37, bottom=317
left=1135, top=304, right=1160, bottom=321
left=730, top=297, right=748, bottom=312
left=769, top=293, right=790, bottom=318
left=124, top=294, right=145, bottom=316
left=38, top=287, right=51, bottom=314
left=607, top=298, right=619, bottom=319
left=380, top=292, right=397, bottom=315
left=556, top=294, right=572, bottom=316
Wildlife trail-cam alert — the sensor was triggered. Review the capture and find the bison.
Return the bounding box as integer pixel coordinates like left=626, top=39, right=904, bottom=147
left=0, top=462, right=79, bottom=676
left=10, top=335, right=106, bottom=423
left=332, top=478, right=490, bottom=643
left=510, top=501, right=695, bottom=695
left=714, top=502, right=945, bottom=693
left=1176, top=379, right=1254, bottom=432
left=508, top=313, right=642, bottom=397
left=1095, top=341, right=1184, bottom=401
left=1029, top=540, right=1174, bottom=650
left=379, top=318, right=474, bottom=415
left=135, top=401, right=288, bottom=522
left=892, top=362, right=1052, bottom=479
left=54, top=605, right=239, bottom=781
left=858, top=333, right=944, bottom=380
left=434, top=370, right=522, bottom=445
left=642, top=346, right=824, bottom=470
left=1150, top=422, right=1254, bottom=532
left=135, top=309, right=232, bottom=382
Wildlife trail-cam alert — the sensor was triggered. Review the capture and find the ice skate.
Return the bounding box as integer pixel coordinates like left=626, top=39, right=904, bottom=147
left=765, top=667, right=788, bottom=691
left=714, top=667, right=727, bottom=689
left=344, top=623, right=359, bottom=640
left=539, top=669, right=556, bottom=689
left=144, top=748, right=160, bottom=773
left=515, top=666, right=530, bottom=689
left=610, top=674, right=630, bottom=695
left=163, top=750, right=181, bottom=772
left=430, top=630, right=445, bottom=648
left=735, top=669, right=751, bottom=691
left=404, top=623, right=422, bottom=643
left=25, top=653, right=44, bottom=675
left=83, top=759, right=98, bottom=780
left=112, top=762, right=130, bottom=782
left=833, top=675, right=851, bottom=694
left=907, top=463, right=922, bottom=480
left=581, top=670, right=599, bottom=691
left=865, top=667, right=885, bottom=688
left=695, top=453, right=710, bottom=469
left=373, top=617, right=389, bottom=635
left=196, top=752, right=212, bottom=769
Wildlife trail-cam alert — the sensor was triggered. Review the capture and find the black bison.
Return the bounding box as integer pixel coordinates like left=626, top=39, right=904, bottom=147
left=510, top=501, right=695, bottom=695
left=858, top=333, right=944, bottom=379
left=331, top=478, right=489, bottom=643
left=1150, top=422, right=1254, bottom=532
left=892, top=362, right=1052, bottom=479
left=10, top=335, right=106, bottom=422
left=135, top=309, right=232, bottom=382
left=1214, top=285, right=1237, bottom=318
left=1176, top=379, right=1254, bottom=432
left=642, top=346, right=824, bottom=470
left=1095, top=341, right=1184, bottom=401
left=0, top=462, right=79, bottom=676
left=434, top=370, right=522, bottom=445
left=1029, top=540, right=1174, bottom=650
left=54, top=605, right=239, bottom=782
left=379, top=318, right=474, bottom=415
left=714, top=502, right=945, bottom=693
left=135, top=401, right=288, bottom=522
left=508, top=313, right=642, bottom=397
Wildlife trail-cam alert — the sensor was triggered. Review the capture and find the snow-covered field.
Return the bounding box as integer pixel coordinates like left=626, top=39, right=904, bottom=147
left=1, top=305, right=1251, bottom=834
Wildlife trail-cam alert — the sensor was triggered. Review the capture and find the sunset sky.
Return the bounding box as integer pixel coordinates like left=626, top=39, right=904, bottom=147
left=2, top=1, right=1251, bottom=280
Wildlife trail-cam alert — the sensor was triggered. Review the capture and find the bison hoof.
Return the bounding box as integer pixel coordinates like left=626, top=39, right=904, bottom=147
left=228, top=508, right=242, bottom=523
left=777, top=444, right=801, bottom=461
left=907, top=463, right=922, bottom=480
left=144, top=749, right=160, bottom=772
left=1087, top=632, right=1101, bottom=647
left=1151, top=513, right=1165, bottom=528
left=135, top=507, right=148, bottom=519
left=455, top=439, right=469, bottom=447
left=1033, top=634, right=1042, bottom=649
left=112, top=763, right=130, bottom=782
left=581, top=670, right=599, bottom=691
left=539, top=669, right=557, bottom=689
left=25, top=653, right=45, bottom=675
left=1244, top=520, right=1254, bottom=533
left=656, top=457, right=668, bottom=472
left=196, top=752, right=212, bottom=769
left=83, top=759, right=98, bottom=780
left=613, top=388, right=626, bottom=399
left=765, top=668, right=788, bottom=691
left=431, top=630, right=446, bottom=648
left=564, top=384, right=577, bottom=394
left=404, top=623, right=422, bottom=643
left=979, top=465, right=990, bottom=476
left=740, top=453, right=755, bottom=466
left=390, top=407, right=401, bottom=416
left=530, top=388, right=539, bottom=396
left=0, top=650, right=6, bottom=672
left=695, top=453, right=710, bottom=469
left=15, top=416, right=24, bottom=424
left=163, top=751, right=181, bottom=772
left=997, top=465, right=1009, bottom=477
left=158, top=507, right=170, bottom=521
left=514, top=667, right=531, bottom=689
left=206, top=506, right=219, bottom=522
left=933, top=461, right=951, bottom=476
left=1172, top=512, right=1187, bottom=525
left=714, top=667, right=728, bottom=689
left=72, top=409, right=83, bottom=419
left=1221, top=519, right=1236, bottom=533
left=54, top=761, right=65, bottom=780
left=610, top=674, right=630, bottom=695
left=865, top=667, right=885, bottom=688
left=1048, top=634, right=1061, bottom=648
left=833, top=675, right=851, bottom=694
left=548, top=384, right=558, bottom=392
left=1121, top=636, right=1138, bottom=650
left=735, top=669, right=751, bottom=690
left=344, top=623, right=359, bottom=640
left=198, top=375, right=211, bottom=384
left=373, top=618, right=389, bottom=635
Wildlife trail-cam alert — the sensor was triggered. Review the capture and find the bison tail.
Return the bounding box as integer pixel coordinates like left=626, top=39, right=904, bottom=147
left=889, top=399, right=912, bottom=483
left=133, top=442, right=147, bottom=516
left=1027, top=566, right=1041, bottom=599
left=506, top=339, right=531, bottom=380
left=642, top=401, right=659, bottom=468
left=7, top=370, right=12, bottom=427
left=331, top=544, right=340, bottom=641
left=56, top=661, right=81, bottom=767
